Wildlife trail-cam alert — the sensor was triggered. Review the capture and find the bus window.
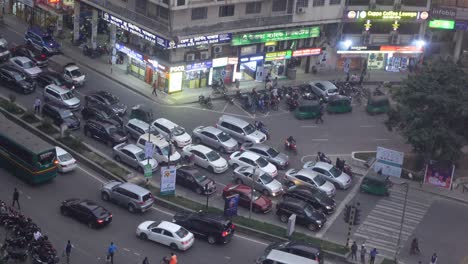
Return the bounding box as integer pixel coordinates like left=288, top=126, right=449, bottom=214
left=38, top=151, right=56, bottom=166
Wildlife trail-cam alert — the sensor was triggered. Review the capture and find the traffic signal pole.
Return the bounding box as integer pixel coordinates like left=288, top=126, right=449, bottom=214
left=344, top=202, right=361, bottom=248
left=345, top=205, right=356, bottom=248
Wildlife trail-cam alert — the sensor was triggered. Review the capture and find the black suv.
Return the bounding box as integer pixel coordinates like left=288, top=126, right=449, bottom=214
left=0, top=65, right=36, bottom=94
left=84, top=91, right=127, bottom=116
left=81, top=105, right=123, bottom=127
left=10, top=45, right=48, bottom=68
left=84, top=120, right=127, bottom=146
left=176, top=165, right=217, bottom=195
left=36, top=71, right=74, bottom=89
left=42, top=103, right=80, bottom=130
left=283, top=186, right=336, bottom=215
left=276, top=198, right=326, bottom=231
left=173, top=211, right=235, bottom=244
left=263, top=241, right=324, bottom=264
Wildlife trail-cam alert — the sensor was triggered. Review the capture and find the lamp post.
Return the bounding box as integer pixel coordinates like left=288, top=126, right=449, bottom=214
left=249, top=167, right=259, bottom=219
left=394, top=182, right=409, bottom=263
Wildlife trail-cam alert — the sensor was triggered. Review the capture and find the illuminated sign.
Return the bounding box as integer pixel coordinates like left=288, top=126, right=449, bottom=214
left=212, top=57, right=228, bottom=67
left=239, top=54, right=265, bottom=63
left=346, top=10, right=428, bottom=20
left=115, top=43, right=144, bottom=61
left=364, top=20, right=372, bottom=31
left=431, top=7, right=456, bottom=19
left=392, top=20, right=400, bottom=30
left=292, top=48, right=321, bottom=57
left=228, top=57, right=239, bottom=65
left=231, top=27, right=320, bottom=46
left=265, top=50, right=292, bottom=61
left=338, top=45, right=423, bottom=54
left=186, top=61, right=212, bottom=71
left=429, top=19, right=455, bottom=29
left=170, top=65, right=185, bottom=72
left=168, top=34, right=232, bottom=49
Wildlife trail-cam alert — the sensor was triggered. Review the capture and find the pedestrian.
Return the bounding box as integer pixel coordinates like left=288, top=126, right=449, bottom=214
left=430, top=252, right=438, bottom=264
left=34, top=97, right=41, bottom=114
left=107, top=242, right=117, bottom=264
left=360, top=244, right=367, bottom=264
left=12, top=187, right=20, bottom=210
left=33, top=229, right=42, bottom=241
left=142, top=256, right=149, bottom=264
left=316, top=104, right=324, bottom=124
left=65, top=240, right=73, bottom=264
left=351, top=241, right=358, bottom=260
left=152, top=80, right=158, bottom=97
left=169, top=252, right=177, bottom=264
left=346, top=72, right=350, bottom=82
left=369, top=248, right=378, bottom=264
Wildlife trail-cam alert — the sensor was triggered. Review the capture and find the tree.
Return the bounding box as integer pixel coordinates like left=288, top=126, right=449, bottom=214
left=386, top=60, right=468, bottom=162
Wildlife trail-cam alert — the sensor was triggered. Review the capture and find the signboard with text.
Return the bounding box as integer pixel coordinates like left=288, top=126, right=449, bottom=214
left=169, top=34, right=232, bottom=49
left=374, top=147, right=404, bottom=178
left=160, top=166, right=176, bottom=195
left=292, top=48, right=322, bottom=57
left=265, top=50, right=292, bottom=61
left=346, top=10, right=429, bottom=21
left=231, top=27, right=320, bottom=46
left=429, top=19, right=455, bottom=29
left=223, top=194, right=239, bottom=217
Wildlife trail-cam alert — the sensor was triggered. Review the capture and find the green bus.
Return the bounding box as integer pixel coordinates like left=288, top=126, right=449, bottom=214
left=0, top=113, right=58, bottom=184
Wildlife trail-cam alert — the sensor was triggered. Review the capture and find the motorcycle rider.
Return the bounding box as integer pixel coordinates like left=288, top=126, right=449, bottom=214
left=286, top=136, right=296, bottom=147
left=255, top=121, right=265, bottom=130
left=410, top=238, right=420, bottom=255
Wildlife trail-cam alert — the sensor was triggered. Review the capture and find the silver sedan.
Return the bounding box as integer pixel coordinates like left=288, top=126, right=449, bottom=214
left=192, top=126, right=238, bottom=153
left=232, top=166, right=283, bottom=197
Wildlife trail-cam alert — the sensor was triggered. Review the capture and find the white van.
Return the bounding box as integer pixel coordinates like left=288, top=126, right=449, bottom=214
left=256, top=249, right=319, bottom=264
left=136, top=134, right=181, bottom=164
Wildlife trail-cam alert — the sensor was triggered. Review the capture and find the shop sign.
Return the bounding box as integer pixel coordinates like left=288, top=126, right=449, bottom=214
left=231, top=27, right=320, bottom=46
left=380, top=46, right=423, bottom=53
left=239, top=54, right=264, bottom=63
left=429, top=19, right=455, bottom=29
left=431, top=7, right=457, bottom=19
left=170, top=65, right=185, bottom=73
left=186, top=61, right=212, bottom=72
left=292, top=48, right=322, bottom=57
left=102, top=12, right=169, bottom=48
left=147, top=59, right=158, bottom=68
left=338, top=45, right=423, bottom=54
left=455, top=21, right=468, bottom=31
left=212, top=57, right=228, bottom=67
left=265, top=50, right=292, bottom=61
left=168, top=34, right=232, bottom=49
left=228, top=57, right=238, bottom=65
left=115, top=43, right=144, bottom=61
left=346, top=10, right=429, bottom=21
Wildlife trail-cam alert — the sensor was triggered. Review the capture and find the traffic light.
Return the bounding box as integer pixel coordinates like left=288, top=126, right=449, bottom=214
left=343, top=205, right=351, bottom=223
left=352, top=207, right=361, bottom=226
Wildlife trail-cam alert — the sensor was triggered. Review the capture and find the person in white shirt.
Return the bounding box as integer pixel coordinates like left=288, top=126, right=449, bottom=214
left=34, top=229, right=42, bottom=241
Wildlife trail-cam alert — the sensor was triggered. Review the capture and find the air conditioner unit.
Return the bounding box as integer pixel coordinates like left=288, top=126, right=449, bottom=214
left=200, top=51, right=210, bottom=60
left=213, top=46, right=223, bottom=54
left=296, top=7, right=305, bottom=14
left=186, top=54, right=195, bottom=61
left=267, top=46, right=276, bottom=52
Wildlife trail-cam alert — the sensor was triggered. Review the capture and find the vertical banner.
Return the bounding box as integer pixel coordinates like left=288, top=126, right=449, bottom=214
left=160, top=166, right=176, bottom=196
left=424, top=160, right=455, bottom=189
left=224, top=194, right=239, bottom=217
left=374, top=147, right=404, bottom=177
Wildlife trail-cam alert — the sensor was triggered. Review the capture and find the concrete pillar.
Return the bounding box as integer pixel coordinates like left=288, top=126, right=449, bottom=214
left=56, top=14, right=63, bottom=38
left=3, top=0, right=10, bottom=15
left=73, top=1, right=80, bottom=43
left=418, top=21, right=427, bottom=40
left=91, top=8, right=98, bottom=49
left=109, top=24, right=116, bottom=64
left=453, top=30, right=464, bottom=63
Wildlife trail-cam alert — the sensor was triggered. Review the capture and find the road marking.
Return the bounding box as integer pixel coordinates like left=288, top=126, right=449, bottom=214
left=359, top=125, right=376, bottom=128
left=222, top=102, right=229, bottom=113
left=301, top=125, right=317, bottom=128
left=373, top=138, right=389, bottom=141
left=311, top=139, right=328, bottom=141
left=123, top=248, right=130, bottom=252
left=134, top=252, right=140, bottom=256
left=232, top=101, right=254, bottom=118
left=234, top=234, right=269, bottom=246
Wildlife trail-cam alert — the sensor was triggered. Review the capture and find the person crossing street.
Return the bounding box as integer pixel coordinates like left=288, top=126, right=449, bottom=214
left=12, top=187, right=20, bottom=210
left=107, top=242, right=117, bottom=264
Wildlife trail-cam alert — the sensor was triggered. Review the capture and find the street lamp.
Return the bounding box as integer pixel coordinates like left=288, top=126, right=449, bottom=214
left=249, top=167, right=259, bottom=219
left=394, top=182, right=409, bottom=263
left=341, top=39, right=353, bottom=49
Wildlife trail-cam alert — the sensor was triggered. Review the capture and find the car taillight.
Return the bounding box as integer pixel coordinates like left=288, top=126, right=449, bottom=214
left=97, top=219, right=104, bottom=223
left=138, top=201, right=145, bottom=205
left=40, top=54, right=46, bottom=59
left=181, top=240, right=189, bottom=245
left=222, top=231, right=229, bottom=237
left=231, top=224, right=235, bottom=229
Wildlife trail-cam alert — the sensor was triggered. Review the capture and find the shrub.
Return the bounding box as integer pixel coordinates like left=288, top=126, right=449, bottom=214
left=21, top=110, right=40, bottom=123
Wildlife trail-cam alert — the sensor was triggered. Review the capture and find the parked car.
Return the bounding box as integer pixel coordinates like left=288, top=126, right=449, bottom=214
left=216, top=115, right=266, bottom=143
left=176, top=165, right=216, bottom=195
left=285, top=169, right=336, bottom=197
left=9, top=56, right=42, bottom=78
left=41, top=103, right=80, bottom=130
left=232, top=166, right=283, bottom=197
left=151, top=118, right=192, bottom=148
left=309, top=81, right=338, bottom=101
left=0, top=65, right=36, bottom=94
left=222, top=184, right=273, bottom=213
left=0, top=38, right=10, bottom=62
left=55, top=146, right=77, bottom=173
left=84, top=120, right=128, bottom=146
left=24, top=26, right=60, bottom=54
left=262, top=241, right=324, bottom=264
left=36, top=71, right=74, bottom=89
left=81, top=105, right=123, bottom=127
left=276, top=198, right=326, bottom=231
left=181, top=144, right=228, bottom=174
left=303, top=161, right=352, bottom=189
left=113, top=143, right=158, bottom=173
left=283, top=186, right=335, bottom=215
left=192, top=126, right=238, bottom=153
left=10, top=45, right=48, bottom=68
left=101, top=180, right=155, bottom=213
left=173, top=211, right=235, bottom=244
left=43, top=84, right=81, bottom=111
left=136, top=134, right=180, bottom=164
left=60, top=198, right=112, bottom=228
left=241, top=143, right=289, bottom=169
left=229, top=151, right=278, bottom=178
left=48, top=55, right=85, bottom=86
left=136, top=221, right=194, bottom=251
left=84, top=91, right=127, bottom=116
left=125, top=118, right=160, bottom=140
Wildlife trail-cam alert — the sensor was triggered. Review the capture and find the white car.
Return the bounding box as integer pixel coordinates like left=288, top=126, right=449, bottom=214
left=309, top=81, right=339, bottom=101
left=9, top=56, right=42, bottom=78
left=228, top=151, right=278, bottom=178
left=285, top=168, right=336, bottom=197
left=303, top=161, right=352, bottom=189
left=181, top=144, right=228, bottom=174
left=55, top=146, right=77, bottom=173
left=151, top=118, right=192, bottom=148
left=136, top=220, right=194, bottom=251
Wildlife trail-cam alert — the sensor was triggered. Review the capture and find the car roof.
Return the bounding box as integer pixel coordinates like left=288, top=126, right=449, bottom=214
left=240, top=151, right=261, bottom=160
left=154, top=118, right=178, bottom=129
left=200, top=126, right=223, bottom=135
left=11, top=56, right=31, bottom=63
left=225, top=184, right=251, bottom=194
left=78, top=199, right=102, bottom=210
left=189, top=144, right=213, bottom=154
left=196, top=211, right=230, bottom=224
left=296, top=169, right=320, bottom=179
left=88, top=119, right=115, bottom=128
left=218, top=115, right=249, bottom=126
left=247, top=143, right=271, bottom=152
left=119, top=182, right=151, bottom=195
left=122, top=144, right=143, bottom=154
left=265, top=249, right=316, bottom=264
left=127, top=118, right=150, bottom=128
left=28, top=26, right=48, bottom=35
left=314, top=162, right=333, bottom=170
left=158, top=221, right=182, bottom=233
left=45, top=84, right=69, bottom=94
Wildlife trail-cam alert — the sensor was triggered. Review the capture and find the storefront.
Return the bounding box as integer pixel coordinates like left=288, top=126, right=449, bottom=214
left=209, top=57, right=237, bottom=86
left=11, top=0, right=34, bottom=24
left=168, top=65, right=185, bottom=94
left=185, top=61, right=211, bottom=89
left=238, top=54, right=264, bottom=81
left=290, top=48, right=322, bottom=73
left=11, top=0, right=64, bottom=28
left=115, top=43, right=147, bottom=80
left=264, top=50, right=292, bottom=79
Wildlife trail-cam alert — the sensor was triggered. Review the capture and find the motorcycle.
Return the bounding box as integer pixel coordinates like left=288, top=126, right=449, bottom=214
left=223, top=91, right=234, bottom=104
left=286, top=97, right=299, bottom=111
left=212, top=80, right=225, bottom=94
left=316, top=152, right=331, bottom=164
left=198, top=95, right=213, bottom=109
left=336, top=158, right=353, bottom=178
left=255, top=122, right=270, bottom=140
left=284, top=139, right=297, bottom=155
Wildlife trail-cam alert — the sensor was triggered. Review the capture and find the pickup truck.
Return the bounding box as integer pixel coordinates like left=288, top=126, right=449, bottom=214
left=48, top=54, right=86, bottom=87
left=112, top=143, right=158, bottom=174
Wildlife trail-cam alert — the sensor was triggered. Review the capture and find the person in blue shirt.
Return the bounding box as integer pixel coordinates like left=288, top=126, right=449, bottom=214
left=370, top=248, right=378, bottom=264
left=107, top=242, right=117, bottom=264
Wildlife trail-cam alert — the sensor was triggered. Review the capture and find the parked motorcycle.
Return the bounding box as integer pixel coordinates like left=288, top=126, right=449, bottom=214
left=198, top=95, right=213, bottom=109
left=336, top=158, right=353, bottom=178
left=255, top=122, right=270, bottom=140
left=223, top=91, right=234, bottom=104
left=316, top=151, right=332, bottom=164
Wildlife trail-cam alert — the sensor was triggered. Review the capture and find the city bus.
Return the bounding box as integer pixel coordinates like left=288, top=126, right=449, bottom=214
left=0, top=112, right=58, bottom=184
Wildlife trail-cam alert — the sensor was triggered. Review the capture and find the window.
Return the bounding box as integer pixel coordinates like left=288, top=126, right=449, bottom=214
left=176, top=0, right=185, bottom=6
left=329, top=0, right=341, bottom=4
left=135, top=0, right=147, bottom=14
left=159, top=6, right=169, bottom=20
left=192, top=7, right=207, bottom=20
left=313, top=0, right=325, bottom=6
left=246, top=2, right=262, bottom=14
left=297, top=0, right=309, bottom=7
left=272, top=0, right=287, bottom=11
left=219, top=5, right=235, bottom=17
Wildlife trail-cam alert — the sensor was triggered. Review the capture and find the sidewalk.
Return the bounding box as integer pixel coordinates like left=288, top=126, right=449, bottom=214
left=3, top=15, right=406, bottom=105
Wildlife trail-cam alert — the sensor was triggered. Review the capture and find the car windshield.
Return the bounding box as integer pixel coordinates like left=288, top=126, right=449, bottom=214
left=53, top=77, right=65, bottom=86
left=42, top=35, right=53, bottom=42
left=58, top=152, right=73, bottom=162
left=103, top=93, right=119, bottom=104
left=315, top=83, right=326, bottom=91
left=314, top=174, right=327, bottom=186
left=59, top=110, right=73, bottom=118
left=193, top=173, right=208, bottom=183
left=256, top=157, right=269, bottom=168
left=259, top=173, right=273, bottom=185
left=266, top=147, right=279, bottom=157
left=70, top=69, right=82, bottom=77
left=13, top=73, right=26, bottom=81
left=172, top=126, right=185, bottom=136
left=217, top=132, right=231, bottom=142
left=135, top=151, right=146, bottom=161
left=206, top=151, right=220, bottom=161
left=328, top=88, right=338, bottom=94
left=22, top=60, right=35, bottom=69
left=329, top=166, right=342, bottom=177
left=243, top=124, right=256, bottom=135
left=304, top=205, right=314, bottom=217
left=175, top=227, right=189, bottom=238
left=106, top=126, right=119, bottom=134
left=61, top=92, right=74, bottom=100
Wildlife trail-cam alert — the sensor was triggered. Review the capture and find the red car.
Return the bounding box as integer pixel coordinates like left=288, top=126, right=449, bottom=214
left=222, top=184, right=273, bottom=213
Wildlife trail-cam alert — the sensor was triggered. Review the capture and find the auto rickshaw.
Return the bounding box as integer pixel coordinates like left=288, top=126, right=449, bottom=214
left=129, top=104, right=153, bottom=123
left=366, top=95, right=390, bottom=115
left=294, top=101, right=321, bottom=120
left=326, top=95, right=352, bottom=114
left=360, top=171, right=392, bottom=196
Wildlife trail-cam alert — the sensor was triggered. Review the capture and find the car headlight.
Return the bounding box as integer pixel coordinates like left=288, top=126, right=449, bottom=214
left=325, top=206, right=332, bottom=209
left=316, top=220, right=322, bottom=224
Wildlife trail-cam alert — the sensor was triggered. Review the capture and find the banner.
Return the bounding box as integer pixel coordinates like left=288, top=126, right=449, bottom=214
left=374, top=147, right=404, bottom=177
left=223, top=194, right=239, bottom=217
left=424, top=160, right=455, bottom=189
left=160, top=166, right=176, bottom=196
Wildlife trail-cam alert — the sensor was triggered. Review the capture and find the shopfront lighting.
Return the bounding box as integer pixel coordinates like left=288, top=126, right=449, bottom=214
left=414, top=40, right=426, bottom=48
left=342, top=40, right=353, bottom=49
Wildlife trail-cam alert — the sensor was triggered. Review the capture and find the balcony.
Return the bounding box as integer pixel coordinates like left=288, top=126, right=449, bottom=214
left=401, top=0, right=427, bottom=7
left=375, top=0, right=395, bottom=5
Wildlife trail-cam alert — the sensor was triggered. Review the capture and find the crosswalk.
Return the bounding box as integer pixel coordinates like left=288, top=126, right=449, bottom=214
left=352, top=184, right=434, bottom=259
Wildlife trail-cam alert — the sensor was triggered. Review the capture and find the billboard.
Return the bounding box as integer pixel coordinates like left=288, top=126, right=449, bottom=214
left=424, top=160, right=455, bottom=189
left=160, top=166, right=176, bottom=196
left=374, top=147, right=404, bottom=177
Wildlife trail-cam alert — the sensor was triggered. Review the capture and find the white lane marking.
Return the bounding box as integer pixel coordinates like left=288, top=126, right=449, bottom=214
left=234, top=234, right=269, bottom=246
left=311, top=139, right=329, bottom=141
left=222, top=102, right=229, bottom=113
left=232, top=101, right=254, bottom=118
left=19, top=190, right=32, bottom=199
left=301, top=125, right=317, bottom=128
left=359, top=125, right=376, bottom=128
left=123, top=248, right=130, bottom=252
left=134, top=252, right=141, bottom=256
left=373, top=138, right=389, bottom=141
